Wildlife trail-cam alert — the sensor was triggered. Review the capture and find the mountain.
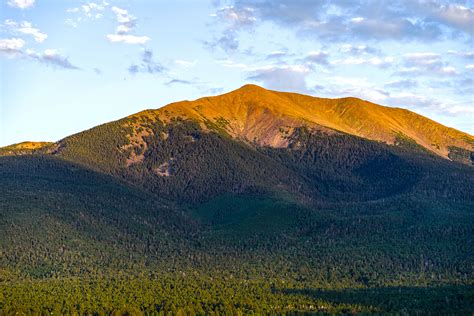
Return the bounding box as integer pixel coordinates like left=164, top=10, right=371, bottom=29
left=32, top=84, right=472, bottom=203
left=1, top=85, right=473, bottom=314
left=136, top=84, right=473, bottom=160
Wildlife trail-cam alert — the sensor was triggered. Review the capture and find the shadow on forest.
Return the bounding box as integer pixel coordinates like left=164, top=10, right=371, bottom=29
left=275, top=284, right=474, bottom=314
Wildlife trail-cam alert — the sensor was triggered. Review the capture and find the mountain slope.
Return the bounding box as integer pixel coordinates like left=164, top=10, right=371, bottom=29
left=134, top=84, right=473, bottom=161
left=2, top=85, right=470, bottom=204
left=29, top=84, right=469, bottom=204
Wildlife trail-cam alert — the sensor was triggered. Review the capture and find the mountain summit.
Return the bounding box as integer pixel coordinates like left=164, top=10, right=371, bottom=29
left=129, top=84, right=473, bottom=161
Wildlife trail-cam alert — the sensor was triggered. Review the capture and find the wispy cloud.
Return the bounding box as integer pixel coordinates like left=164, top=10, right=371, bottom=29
left=303, top=51, right=330, bottom=65
left=204, top=30, right=239, bottom=53
left=65, top=1, right=109, bottom=27
left=0, top=38, right=79, bottom=70
left=107, top=34, right=150, bottom=44
left=384, top=79, right=418, bottom=89
left=128, top=50, right=164, bottom=74
left=213, top=0, right=472, bottom=43
left=7, top=0, right=35, bottom=9
left=165, top=79, right=193, bottom=86
left=340, top=44, right=380, bottom=55
left=213, top=6, right=256, bottom=28
left=206, top=5, right=256, bottom=52
left=0, top=38, right=25, bottom=56
left=4, top=19, right=48, bottom=43
left=396, top=52, right=458, bottom=76
left=107, top=6, right=150, bottom=45
left=418, top=2, right=474, bottom=36
left=448, top=50, right=474, bottom=59
left=26, top=49, right=80, bottom=69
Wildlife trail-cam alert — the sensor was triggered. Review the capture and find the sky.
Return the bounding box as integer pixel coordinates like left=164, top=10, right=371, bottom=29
left=0, top=0, right=473, bottom=146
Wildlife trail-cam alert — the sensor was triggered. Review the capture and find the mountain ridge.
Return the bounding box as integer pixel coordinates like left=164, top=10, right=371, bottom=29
left=1, top=84, right=473, bottom=165
left=127, top=84, right=473, bottom=161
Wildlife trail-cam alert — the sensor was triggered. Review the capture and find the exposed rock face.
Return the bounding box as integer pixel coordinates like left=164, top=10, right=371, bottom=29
left=127, top=84, right=473, bottom=159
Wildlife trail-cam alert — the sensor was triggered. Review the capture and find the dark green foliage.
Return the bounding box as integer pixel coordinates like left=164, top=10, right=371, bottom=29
left=0, top=155, right=197, bottom=278
left=54, top=118, right=474, bottom=204
left=263, top=128, right=423, bottom=200
left=57, top=118, right=306, bottom=202
left=135, top=119, right=303, bottom=202
left=57, top=117, right=133, bottom=173
left=1, top=118, right=473, bottom=314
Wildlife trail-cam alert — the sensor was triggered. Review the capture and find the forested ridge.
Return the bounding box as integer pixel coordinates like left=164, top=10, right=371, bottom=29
left=1, top=91, right=474, bottom=314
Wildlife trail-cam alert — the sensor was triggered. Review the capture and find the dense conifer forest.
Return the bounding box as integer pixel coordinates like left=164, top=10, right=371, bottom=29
left=1, top=97, right=473, bottom=314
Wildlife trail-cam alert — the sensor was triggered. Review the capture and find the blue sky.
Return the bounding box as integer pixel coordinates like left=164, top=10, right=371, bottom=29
left=1, top=0, right=473, bottom=146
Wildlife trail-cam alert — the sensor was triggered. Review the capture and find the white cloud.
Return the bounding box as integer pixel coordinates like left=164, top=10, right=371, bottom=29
left=398, top=52, right=457, bottom=76
left=384, top=79, right=418, bottom=89
left=4, top=20, right=48, bottom=43
left=0, top=38, right=25, bottom=55
left=0, top=41, right=79, bottom=69
left=111, top=6, right=128, bottom=16
left=106, top=34, right=150, bottom=44
left=107, top=6, right=149, bottom=45
left=65, top=19, right=78, bottom=28
left=65, top=1, right=108, bottom=27
left=448, top=50, right=474, bottom=59
left=116, top=25, right=131, bottom=34
left=440, top=66, right=457, bottom=75
left=404, top=52, right=440, bottom=65
left=340, top=44, right=379, bottom=55
left=217, top=1, right=445, bottom=42
left=426, top=3, right=474, bottom=35
left=216, top=6, right=256, bottom=28
left=26, top=48, right=80, bottom=69
left=350, top=17, right=364, bottom=23
left=7, top=0, right=34, bottom=9
left=43, top=48, right=58, bottom=56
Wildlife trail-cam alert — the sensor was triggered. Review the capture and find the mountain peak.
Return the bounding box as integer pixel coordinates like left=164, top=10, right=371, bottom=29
left=135, top=86, right=471, bottom=159
left=235, top=83, right=267, bottom=92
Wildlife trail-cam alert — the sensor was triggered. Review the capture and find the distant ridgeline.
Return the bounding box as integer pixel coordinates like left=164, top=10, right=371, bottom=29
left=1, top=85, right=473, bottom=314
left=0, top=141, right=52, bottom=156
